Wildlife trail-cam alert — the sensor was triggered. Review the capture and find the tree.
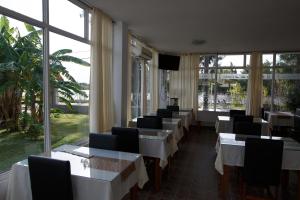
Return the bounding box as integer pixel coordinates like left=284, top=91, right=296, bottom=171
left=0, top=16, right=90, bottom=134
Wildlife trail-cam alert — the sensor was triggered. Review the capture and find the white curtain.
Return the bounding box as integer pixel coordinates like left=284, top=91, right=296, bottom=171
left=126, top=34, right=133, bottom=125
left=89, top=8, right=114, bottom=132
left=169, top=54, right=199, bottom=117
left=246, top=52, right=263, bottom=117
left=150, top=50, right=159, bottom=112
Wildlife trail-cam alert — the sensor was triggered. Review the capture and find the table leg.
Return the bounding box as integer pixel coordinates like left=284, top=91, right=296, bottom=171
left=282, top=170, right=289, bottom=190
left=154, top=158, right=162, bottom=192
left=220, top=165, right=229, bottom=200
left=130, top=183, right=138, bottom=200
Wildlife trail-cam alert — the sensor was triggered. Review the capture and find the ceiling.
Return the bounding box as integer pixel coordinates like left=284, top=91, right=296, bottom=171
left=83, top=0, right=300, bottom=54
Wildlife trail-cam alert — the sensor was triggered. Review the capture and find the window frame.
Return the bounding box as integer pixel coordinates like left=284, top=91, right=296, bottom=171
left=0, top=0, right=91, bottom=159
left=198, top=54, right=249, bottom=111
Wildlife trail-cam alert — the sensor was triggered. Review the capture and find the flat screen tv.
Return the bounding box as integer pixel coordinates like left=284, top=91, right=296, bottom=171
left=158, top=54, right=180, bottom=71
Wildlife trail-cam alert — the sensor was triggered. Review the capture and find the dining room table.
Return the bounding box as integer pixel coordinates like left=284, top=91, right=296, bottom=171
left=129, top=117, right=184, bottom=143
left=215, top=132, right=300, bottom=200
left=102, top=129, right=174, bottom=191
left=215, top=116, right=271, bottom=136
left=6, top=144, right=149, bottom=200
left=264, top=111, right=294, bottom=128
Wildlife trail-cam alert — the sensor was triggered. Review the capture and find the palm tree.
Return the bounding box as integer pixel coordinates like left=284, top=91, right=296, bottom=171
left=0, top=16, right=90, bottom=133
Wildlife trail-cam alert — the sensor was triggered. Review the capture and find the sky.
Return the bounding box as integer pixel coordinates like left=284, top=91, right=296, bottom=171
left=0, top=0, right=90, bottom=84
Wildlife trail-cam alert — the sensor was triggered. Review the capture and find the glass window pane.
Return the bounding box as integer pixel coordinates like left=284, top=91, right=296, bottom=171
left=49, top=0, right=85, bottom=37
left=49, top=32, right=90, bottom=148
left=262, top=68, right=272, bottom=110
left=216, top=68, right=248, bottom=111
left=146, top=60, right=151, bottom=113
left=200, top=55, right=217, bottom=68
left=276, top=53, right=300, bottom=67
left=218, top=55, right=244, bottom=67
left=0, top=16, right=43, bottom=172
left=0, top=0, right=42, bottom=20
left=198, top=68, right=215, bottom=110
left=131, top=57, right=142, bottom=119
left=263, top=54, right=274, bottom=66
left=274, top=66, right=300, bottom=112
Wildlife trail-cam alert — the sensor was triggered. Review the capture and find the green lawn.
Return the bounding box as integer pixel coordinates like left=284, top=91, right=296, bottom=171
left=0, top=114, right=89, bottom=172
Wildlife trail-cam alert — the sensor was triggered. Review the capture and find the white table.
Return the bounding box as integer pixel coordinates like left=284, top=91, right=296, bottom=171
left=177, top=111, right=192, bottom=131
left=215, top=116, right=270, bottom=136
left=103, top=129, right=173, bottom=192
left=265, top=111, right=294, bottom=127
left=6, top=145, right=149, bottom=200
left=137, top=129, right=174, bottom=167
left=129, top=117, right=184, bottom=143
left=215, top=133, right=300, bottom=199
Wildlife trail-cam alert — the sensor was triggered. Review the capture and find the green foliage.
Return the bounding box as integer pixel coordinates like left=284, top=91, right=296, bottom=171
left=229, top=82, right=246, bottom=107
left=0, top=16, right=90, bottom=135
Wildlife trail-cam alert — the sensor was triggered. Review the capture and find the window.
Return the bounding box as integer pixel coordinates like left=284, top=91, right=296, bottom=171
left=49, top=33, right=90, bottom=148
left=49, top=0, right=85, bottom=37
left=274, top=53, right=300, bottom=111
left=0, top=16, right=44, bottom=172
left=262, top=54, right=273, bottom=110
left=131, top=57, right=142, bottom=119
left=130, top=40, right=153, bottom=118
left=0, top=0, right=42, bottom=20
left=198, top=54, right=249, bottom=111
left=0, top=0, right=90, bottom=172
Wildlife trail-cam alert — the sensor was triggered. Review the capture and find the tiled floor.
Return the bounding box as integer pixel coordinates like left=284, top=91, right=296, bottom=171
left=133, top=126, right=299, bottom=200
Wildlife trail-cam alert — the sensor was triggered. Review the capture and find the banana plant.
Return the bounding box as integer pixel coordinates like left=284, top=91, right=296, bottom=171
left=0, top=16, right=90, bottom=133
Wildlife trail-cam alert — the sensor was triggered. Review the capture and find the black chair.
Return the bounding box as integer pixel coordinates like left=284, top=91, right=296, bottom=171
left=235, top=122, right=262, bottom=136
left=261, top=107, right=265, bottom=120
left=296, top=108, right=300, bottom=116
left=111, top=127, right=139, bottom=153
left=229, top=109, right=246, bottom=117
left=232, top=115, right=253, bottom=133
left=290, top=115, right=300, bottom=142
left=137, top=117, right=162, bottom=129
left=89, top=133, right=118, bottom=150
left=157, top=109, right=173, bottom=118
left=242, top=138, right=283, bottom=199
left=167, top=105, right=179, bottom=112
left=28, top=156, right=73, bottom=200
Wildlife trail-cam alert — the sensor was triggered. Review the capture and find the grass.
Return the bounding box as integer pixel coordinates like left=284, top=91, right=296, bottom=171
left=0, top=114, right=89, bottom=172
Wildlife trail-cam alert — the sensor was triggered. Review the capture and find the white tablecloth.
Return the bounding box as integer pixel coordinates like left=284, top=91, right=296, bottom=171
left=215, top=133, right=300, bottom=175
left=265, top=111, right=294, bottom=127
left=215, top=116, right=270, bottom=136
left=138, top=129, right=174, bottom=168
left=102, top=130, right=174, bottom=168
left=6, top=145, right=149, bottom=200
left=161, top=118, right=184, bottom=142
left=178, top=111, right=192, bottom=131
left=128, top=117, right=184, bottom=143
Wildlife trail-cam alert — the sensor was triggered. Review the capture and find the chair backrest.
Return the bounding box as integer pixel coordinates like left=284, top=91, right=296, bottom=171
left=157, top=109, right=173, bottom=118
left=229, top=109, right=246, bottom=117
left=233, top=115, right=253, bottom=133
left=243, top=138, right=283, bottom=187
left=261, top=107, right=265, bottom=119
left=167, top=105, right=179, bottom=112
left=294, top=115, right=300, bottom=132
left=111, top=127, right=139, bottom=153
left=296, top=108, right=300, bottom=116
left=234, top=122, right=262, bottom=135
left=89, top=133, right=118, bottom=150
left=28, top=156, right=73, bottom=200
left=137, top=117, right=162, bottom=129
